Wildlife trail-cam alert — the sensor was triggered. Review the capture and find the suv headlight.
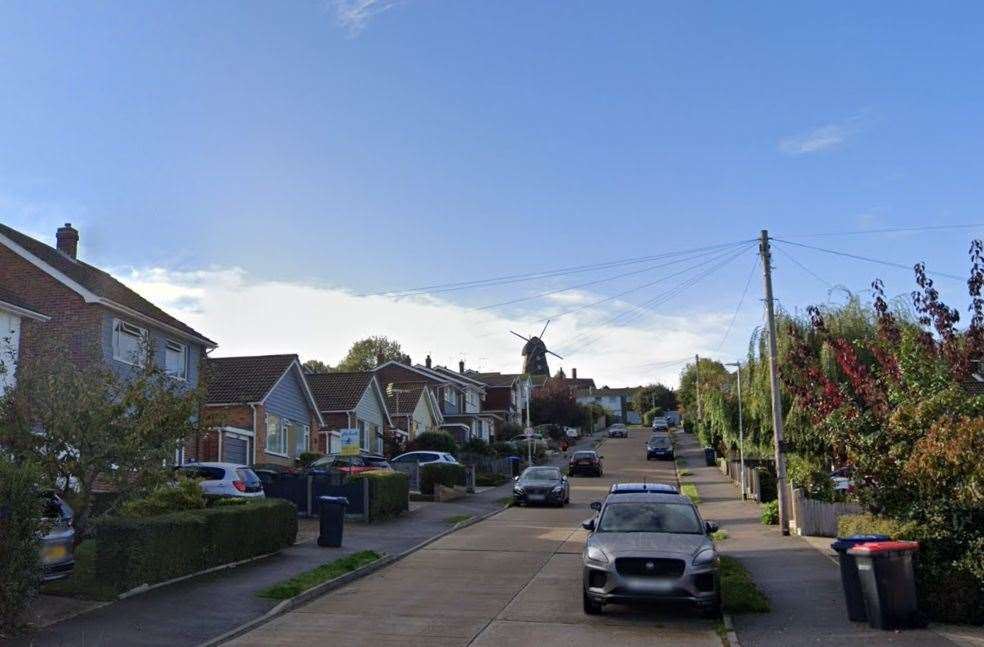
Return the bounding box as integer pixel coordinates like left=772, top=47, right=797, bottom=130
left=693, top=548, right=717, bottom=567
left=552, top=485, right=564, bottom=493
left=585, top=545, right=609, bottom=565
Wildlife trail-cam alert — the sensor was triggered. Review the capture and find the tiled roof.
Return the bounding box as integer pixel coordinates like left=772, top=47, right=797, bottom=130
left=963, top=378, right=984, bottom=396
left=0, top=286, right=47, bottom=317
left=307, top=372, right=375, bottom=412
left=0, top=223, right=215, bottom=346
left=471, top=372, right=521, bottom=387
left=381, top=382, right=428, bottom=415
left=426, top=365, right=487, bottom=389
left=205, top=354, right=297, bottom=404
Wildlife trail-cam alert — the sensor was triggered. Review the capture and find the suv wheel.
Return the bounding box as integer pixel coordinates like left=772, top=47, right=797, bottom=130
left=583, top=590, right=603, bottom=615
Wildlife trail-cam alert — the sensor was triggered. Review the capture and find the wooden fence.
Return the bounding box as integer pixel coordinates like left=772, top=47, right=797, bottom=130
left=787, top=486, right=863, bottom=537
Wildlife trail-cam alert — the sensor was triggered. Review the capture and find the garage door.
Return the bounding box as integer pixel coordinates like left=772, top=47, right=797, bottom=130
left=222, top=435, right=249, bottom=465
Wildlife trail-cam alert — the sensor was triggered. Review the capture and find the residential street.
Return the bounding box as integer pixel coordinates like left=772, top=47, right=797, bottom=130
left=226, top=429, right=719, bottom=647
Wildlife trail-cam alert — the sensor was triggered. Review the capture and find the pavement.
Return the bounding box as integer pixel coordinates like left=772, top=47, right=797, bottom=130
left=674, top=429, right=956, bottom=647
left=224, top=427, right=720, bottom=646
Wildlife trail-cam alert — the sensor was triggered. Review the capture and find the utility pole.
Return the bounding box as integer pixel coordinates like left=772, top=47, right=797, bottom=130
left=759, top=230, right=790, bottom=535
left=695, top=354, right=702, bottom=424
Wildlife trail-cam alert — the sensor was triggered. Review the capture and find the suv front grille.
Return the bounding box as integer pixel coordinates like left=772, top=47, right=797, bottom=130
left=615, top=557, right=685, bottom=578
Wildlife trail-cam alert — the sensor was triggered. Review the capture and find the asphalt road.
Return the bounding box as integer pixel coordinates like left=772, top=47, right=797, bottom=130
left=227, top=428, right=720, bottom=647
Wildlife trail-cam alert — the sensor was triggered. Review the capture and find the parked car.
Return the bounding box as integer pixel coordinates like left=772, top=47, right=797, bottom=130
left=390, top=451, right=460, bottom=468
left=652, top=417, right=669, bottom=431
left=308, top=452, right=392, bottom=476
left=569, top=450, right=604, bottom=477
left=175, top=462, right=265, bottom=498
left=39, top=491, right=75, bottom=581
left=608, top=425, right=628, bottom=438
left=830, top=466, right=853, bottom=492
left=581, top=489, right=720, bottom=617
left=646, top=434, right=674, bottom=460
left=513, top=466, right=570, bottom=507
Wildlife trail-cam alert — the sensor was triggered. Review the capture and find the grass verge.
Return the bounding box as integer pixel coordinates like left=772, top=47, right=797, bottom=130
left=256, top=550, right=382, bottom=600
left=496, top=496, right=514, bottom=508
left=679, top=469, right=693, bottom=476
left=720, top=555, right=770, bottom=613
left=681, top=482, right=701, bottom=504
left=446, top=515, right=472, bottom=525
left=711, top=529, right=729, bottom=541
left=42, top=540, right=118, bottom=601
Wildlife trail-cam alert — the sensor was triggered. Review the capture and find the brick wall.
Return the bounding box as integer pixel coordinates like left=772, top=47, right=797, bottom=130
left=0, top=244, right=103, bottom=366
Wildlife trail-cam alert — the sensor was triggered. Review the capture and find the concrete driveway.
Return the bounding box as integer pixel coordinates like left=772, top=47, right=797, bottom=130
left=227, top=428, right=720, bottom=646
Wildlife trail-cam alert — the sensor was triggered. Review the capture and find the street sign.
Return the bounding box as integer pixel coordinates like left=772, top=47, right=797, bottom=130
left=339, top=428, right=360, bottom=456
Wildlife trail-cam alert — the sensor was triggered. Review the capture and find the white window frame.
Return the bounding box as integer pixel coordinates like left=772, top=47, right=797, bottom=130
left=112, top=319, right=147, bottom=367
left=164, top=339, right=187, bottom=380
left=296, top=424, right=310, bottom=456
left=265, top=414, right=288, bottom=457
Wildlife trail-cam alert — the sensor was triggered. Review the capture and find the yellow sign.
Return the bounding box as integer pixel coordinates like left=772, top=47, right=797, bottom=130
left=339, top=429, right=360, bottom=456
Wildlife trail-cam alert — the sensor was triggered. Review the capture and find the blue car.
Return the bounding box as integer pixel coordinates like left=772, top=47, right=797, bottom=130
left=646, top=435, right=674, bottom=460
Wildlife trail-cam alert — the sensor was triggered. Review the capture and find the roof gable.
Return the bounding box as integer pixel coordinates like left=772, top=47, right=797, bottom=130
left=0, top=223, right=215, bottom=347
left=205, top=354, right=298, bottom=405
left=306, top=371, right=375, bottom=412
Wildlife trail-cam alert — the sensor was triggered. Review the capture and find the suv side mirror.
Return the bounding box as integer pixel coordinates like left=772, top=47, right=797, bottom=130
left=581, top=518, right=595, bottom=531
left=705, top=521, right=719, bottom=535
left=590, top=501, right=602, bottom=512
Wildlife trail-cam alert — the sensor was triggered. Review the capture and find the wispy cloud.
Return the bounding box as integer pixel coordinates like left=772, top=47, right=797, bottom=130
left=778, top=114, right=865, bottom=155
left=328, top=0, right=405, bottom=35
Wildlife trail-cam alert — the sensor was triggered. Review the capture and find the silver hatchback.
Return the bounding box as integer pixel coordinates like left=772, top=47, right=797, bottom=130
left=581, top=491, right=720, bottom=616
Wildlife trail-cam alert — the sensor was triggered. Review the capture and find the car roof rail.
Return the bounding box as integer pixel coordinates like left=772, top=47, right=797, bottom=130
left=608, top=482, right=678, bottom=494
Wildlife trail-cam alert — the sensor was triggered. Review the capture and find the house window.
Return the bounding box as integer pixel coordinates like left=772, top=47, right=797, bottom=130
left=164, top=340, right=186, bottom=379
left=444, top=388, right=456, bottom=410
left=296, top=424, right=310, bottom=456
left=265, top=414, right=287, bottom=455
left=357, top=420, right=367, bottom=449
left=112, top=319, right=147, bottom=366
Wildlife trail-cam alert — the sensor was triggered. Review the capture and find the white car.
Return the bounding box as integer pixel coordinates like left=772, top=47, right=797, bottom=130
left=176, top=462, right=265, bottom=499
left=390, top=451, right=461, bottom=468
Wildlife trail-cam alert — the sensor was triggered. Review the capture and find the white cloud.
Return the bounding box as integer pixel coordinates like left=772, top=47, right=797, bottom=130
left=328, top=0, right=405, bottom=35
left=114, top=265, right=743, bottom=388
left=778, top=124, right=849, bottom=155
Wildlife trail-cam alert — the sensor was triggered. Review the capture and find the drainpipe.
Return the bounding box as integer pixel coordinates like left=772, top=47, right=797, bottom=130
left=250, top=404, right=259, bottom=465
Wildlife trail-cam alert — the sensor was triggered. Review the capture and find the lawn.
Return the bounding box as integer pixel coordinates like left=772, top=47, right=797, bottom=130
left=256, top=550, right=382, bottom=600
left=680, top=482, right=701, bottom=504
left=711, top=529, right=729, bottom=541
left=720, top=555, right=770, bottom=613
left=446, top=515, right=472, bottom=525
left=496, top=496, right=514, bottom=508
left=42, top=540, right=118, bottom=601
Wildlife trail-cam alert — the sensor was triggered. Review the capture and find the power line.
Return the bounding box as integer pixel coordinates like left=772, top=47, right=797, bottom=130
left=716, top=254, right=759, bottom=352
left=782, top=222, right=984, bottom=239
left=363, top=239, right=756, bottom=297
left=772, top=243, right=832, bottom=288
left=475, top=241, right=749, bottom=311
left=772, top=238, right=966, bottom=282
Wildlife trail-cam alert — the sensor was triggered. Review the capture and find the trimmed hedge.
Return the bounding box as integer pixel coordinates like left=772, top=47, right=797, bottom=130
left=420, top=463, right=466, bottom=495
left=838, top=514, right=984, bottom=625
left=94, top=498, right=297, bottom=593
left=348, top=471, right=409, bottom=522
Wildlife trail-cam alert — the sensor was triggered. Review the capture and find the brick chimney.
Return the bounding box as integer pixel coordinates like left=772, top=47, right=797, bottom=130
left=572, top=368, right=578, bottom=380
left=459, top=360, right=465, bottom=374
left=425, top=354, right=432, bottom=368
left=56, top=223, right=79, bottom=259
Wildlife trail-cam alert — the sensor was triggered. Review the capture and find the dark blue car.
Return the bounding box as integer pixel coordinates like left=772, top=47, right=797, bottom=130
left=646, top=434, right=674, bottom=460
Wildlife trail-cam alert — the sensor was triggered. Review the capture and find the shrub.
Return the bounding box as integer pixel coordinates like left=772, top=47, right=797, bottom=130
left=491, top=441, right=517, bottom=457
left=406, top=431, right=457, bottom=455
left=297, top=452, right=323, bottom=468
left=0, top=458, right=42, bottom=635
left=498, top=421, right=524, bottom=439
left=837, top=514, right=920, bottom=540
left=347, top=471, right=408, bottom=522
left=475, top=473, right=509, bottom=487
left=119, top=478, right=206, bottom=518
left=212, top=497, right=248, bottom=507
left=94, top=498, right=297, bottom=593
left=420, top=463, right=466, bottom=495
left=460, top=438, right=493, bottom=456
left=760, top=500, right=779, bottom=525
left=786, top=454, right=835, bottom=502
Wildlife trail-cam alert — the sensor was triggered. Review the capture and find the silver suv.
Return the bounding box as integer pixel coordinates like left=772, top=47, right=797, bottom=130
left=581, top=489, right=720, bottom=616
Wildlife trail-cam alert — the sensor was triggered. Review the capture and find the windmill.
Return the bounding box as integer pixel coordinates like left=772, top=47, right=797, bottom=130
left=511, top=320, right=564, bottom=376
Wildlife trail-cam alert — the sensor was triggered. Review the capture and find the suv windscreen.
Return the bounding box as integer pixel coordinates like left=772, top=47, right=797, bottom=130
left=573, top=452, right=596, bottom=460
left=522, top=467, right=561, bottom=481
left=648, top=437, right=670, bottom=448
left=598, top=502, right=702, bottom=534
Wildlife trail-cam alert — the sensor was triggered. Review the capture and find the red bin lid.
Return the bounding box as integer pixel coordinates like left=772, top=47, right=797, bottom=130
left=848, top=540, right=919, bottom=555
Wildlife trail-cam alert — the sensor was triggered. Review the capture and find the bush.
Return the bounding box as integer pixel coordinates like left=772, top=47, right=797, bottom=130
left=347, top=471, right=408, bottom=522
left=642, top=408, right=664, bottom=427
left=491, top=441, right=517, bottom=457
left=94, top=498, right=297, bottom=593
left=760, top=500, right=779, bottom=525
left=420, top=463, right=467, bottom=495
left=786, top=454, right=835, bottom=502
left=475, top=473, right=509, bottom=487
left=119, top=478, right=206, bottom=518
left=406, top=431, right=457, bottom=455
left=498, top=421, right=524, bottom=440
left=297, top=452, right=323, bottom=468
left=460, top=438, right=494, bottom=456
left=838, top=514, right=983, bottom=625
left=0, top=458, right=42, bottom=635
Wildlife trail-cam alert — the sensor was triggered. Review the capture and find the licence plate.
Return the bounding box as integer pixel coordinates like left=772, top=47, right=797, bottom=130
left=578, top=461, right=591, bottom=465
left=631, top=578, right=674, bottom=592
left=43, top=545, right=68, bottom=562
left=528, top=494, right=545, bottom=501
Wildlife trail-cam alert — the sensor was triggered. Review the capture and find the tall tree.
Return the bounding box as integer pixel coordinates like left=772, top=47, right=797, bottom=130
left=301, top=359, right=334, bottom=374
left=336, top=336, right=409, bottom=372
left=632, top=383, right=677, bottom=413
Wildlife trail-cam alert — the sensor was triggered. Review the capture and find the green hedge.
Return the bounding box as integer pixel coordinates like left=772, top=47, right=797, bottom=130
left=838, top=514, right=984, bottom=625
left=420, top=463, right=466, bottom=495
left=94, top=498, right=297, bottom=593
left=348, top=471, right=409, bottom=522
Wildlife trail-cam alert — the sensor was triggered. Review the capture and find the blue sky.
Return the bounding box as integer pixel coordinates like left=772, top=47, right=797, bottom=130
left=3, top=1, right=984, bottom=385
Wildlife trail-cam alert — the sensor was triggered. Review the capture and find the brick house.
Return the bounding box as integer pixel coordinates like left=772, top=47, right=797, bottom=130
left=0, top=222, right=215, bottom=393
left=191, top=354, right=324, bottom=466
left=306, top=372, right=392, bottom=455
left=0, top=287, right=49, bottom=393
left=415, top=359, right=490, bottom=442
left=380, top=381, right=443, bottom=443
left=470, top=372, right=532, bottom=427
